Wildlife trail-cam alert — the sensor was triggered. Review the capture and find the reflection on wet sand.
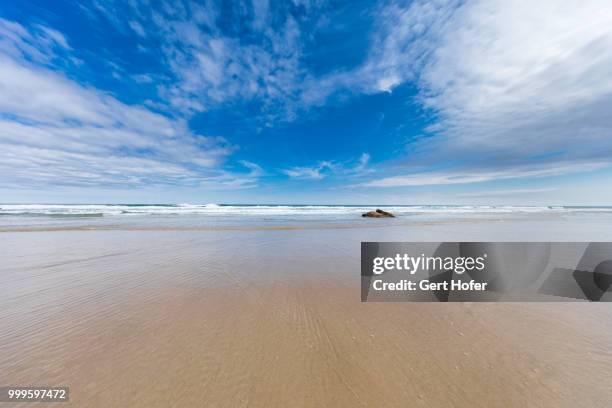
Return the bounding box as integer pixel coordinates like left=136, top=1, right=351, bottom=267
left=1, top=220, right=612, bottom=407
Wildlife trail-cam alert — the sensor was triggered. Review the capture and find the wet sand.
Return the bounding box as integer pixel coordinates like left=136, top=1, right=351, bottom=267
left=1, top=218, right=612, bottom=407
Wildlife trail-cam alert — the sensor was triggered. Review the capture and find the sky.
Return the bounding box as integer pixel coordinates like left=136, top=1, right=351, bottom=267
left=1, top=0, right=612, bottom=205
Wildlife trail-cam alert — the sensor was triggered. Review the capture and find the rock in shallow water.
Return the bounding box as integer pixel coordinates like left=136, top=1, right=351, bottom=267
left=362, top=209, right=395, bottom=218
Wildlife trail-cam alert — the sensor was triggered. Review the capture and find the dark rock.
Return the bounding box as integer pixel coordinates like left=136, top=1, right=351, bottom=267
left=362, top=208, right=395, bottom=218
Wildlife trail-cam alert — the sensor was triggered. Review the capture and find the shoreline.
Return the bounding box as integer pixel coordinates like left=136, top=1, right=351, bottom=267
left=0, top=217, right=515, bottom=233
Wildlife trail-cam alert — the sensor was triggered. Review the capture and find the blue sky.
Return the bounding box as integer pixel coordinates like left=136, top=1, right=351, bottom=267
left=1, top=0, right=612, bottom=204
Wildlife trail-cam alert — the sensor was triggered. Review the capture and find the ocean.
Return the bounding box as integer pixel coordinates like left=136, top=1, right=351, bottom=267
left=2, top=203, right=612, bottom=231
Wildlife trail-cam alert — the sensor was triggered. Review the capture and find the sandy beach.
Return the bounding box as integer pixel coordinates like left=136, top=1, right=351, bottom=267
left=3, top=0, right=612, bottom=405
left=2, top=212, right=612, bottom=407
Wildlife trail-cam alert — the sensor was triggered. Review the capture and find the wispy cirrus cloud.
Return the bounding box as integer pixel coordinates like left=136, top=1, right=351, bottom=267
left=457, top=187, right=557, bottom=198
left=282, top=153, right=373, bottom=181
left=0, top=18, right=260, bottom=190
left=86, top=0, right=328, bottom=122
left=238, top=160, right=265, bottom=178
left=356, top=0, right=612, bottom=187
left=364, top=162, right=606, bottom=187
left=282, top=161, right=335, bottom=180
left=354, top=153, right=370, bottom=173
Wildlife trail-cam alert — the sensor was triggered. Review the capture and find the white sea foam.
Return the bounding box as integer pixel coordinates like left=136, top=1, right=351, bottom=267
left=0, top=204, right=610, bottom=217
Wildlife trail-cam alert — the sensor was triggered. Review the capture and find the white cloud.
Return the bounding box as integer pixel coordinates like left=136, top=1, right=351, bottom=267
left=282, top=161, right=335, bottom=180
left=0, top=18, right=70, bottom=63
left=89, top=0, right=317, bottom=121
left=457, top=187, right=557, bottom=198
left=359, top=0, right=612, bottom=186
left=238, top=160, right=264, bottom=177
left=354, top=153, right=370, bottom=172
left=128, top=20, right=146, bottom=37
left=0, top=19, right=257, bottom=190
left=365, top=162, right=606, bottom=187
left=282, top=153, right=373, bottom=181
